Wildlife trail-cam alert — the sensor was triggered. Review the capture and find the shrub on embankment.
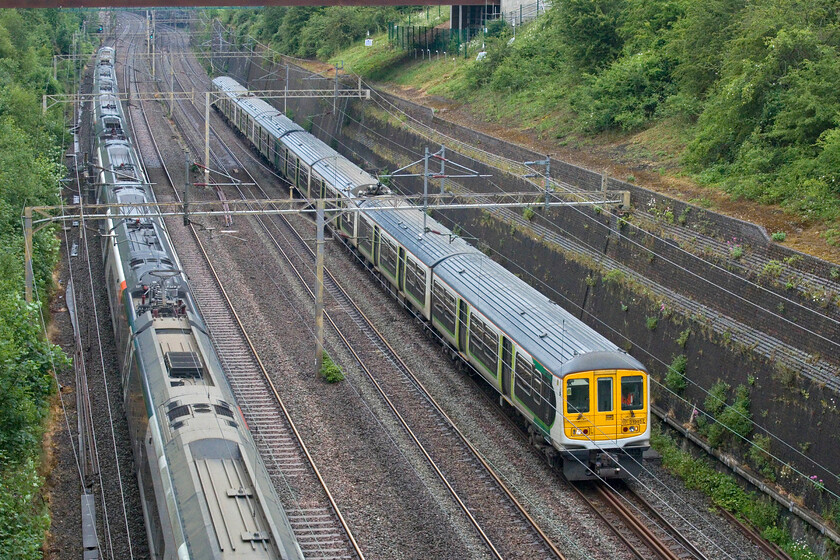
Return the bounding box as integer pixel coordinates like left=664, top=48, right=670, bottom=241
left=0, top=9, right=84, bottom=559
left=457, top=0, right=840, bottom=231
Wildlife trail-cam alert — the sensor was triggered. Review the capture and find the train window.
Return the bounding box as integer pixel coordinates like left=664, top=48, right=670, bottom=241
left=621, top=375, right=644, bottom=410
left=468, top=314, right=498, bottom=372
left=597, top=378, right=613, bottom=412
left=515, top=353, right=534, bottom=397
left=432, top=281, right=456, bottom=334
left=380, top=237, right=398, bottom=278
left=405, top=257, right=426, bottom=303
left=566, top=379, right=590, bottom=414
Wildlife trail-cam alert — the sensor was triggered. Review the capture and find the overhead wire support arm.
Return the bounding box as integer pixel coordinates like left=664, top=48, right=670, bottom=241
left=43, top=91, right=195, bottom=113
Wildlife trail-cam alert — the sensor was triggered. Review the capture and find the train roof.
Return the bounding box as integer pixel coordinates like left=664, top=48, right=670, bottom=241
left=360, top=198, right=474, bottom=265
left=361, top=200, right=645, bottom=376
left=213, top=76, right=378, bottom=198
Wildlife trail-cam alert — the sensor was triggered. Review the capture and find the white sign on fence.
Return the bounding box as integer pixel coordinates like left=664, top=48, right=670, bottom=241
left=365, top=39, right=373, bottom=47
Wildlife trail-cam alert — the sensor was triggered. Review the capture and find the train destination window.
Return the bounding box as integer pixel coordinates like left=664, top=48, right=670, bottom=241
left=566, top=379, right=590, bottom=414
left=621, top=375, right=644, bottom=410
left=597, top=378, right=613, bottom=412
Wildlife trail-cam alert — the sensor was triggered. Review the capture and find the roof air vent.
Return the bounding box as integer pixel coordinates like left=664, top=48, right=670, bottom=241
left=164, top=351, right=203, bottom=378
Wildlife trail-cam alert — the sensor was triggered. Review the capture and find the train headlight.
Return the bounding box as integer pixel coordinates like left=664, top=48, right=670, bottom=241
left=622, top=425, right=640, bottom=434
left=571, top=428, right=589, bottom=436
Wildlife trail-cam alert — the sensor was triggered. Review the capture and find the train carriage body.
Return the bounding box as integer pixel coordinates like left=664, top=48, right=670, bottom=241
left=94, top=50, right=303, bottom=560
left=212, top=75, right=651, bottom=480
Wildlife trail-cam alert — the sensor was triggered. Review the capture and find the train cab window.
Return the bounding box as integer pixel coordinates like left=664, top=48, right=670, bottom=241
left=621, top=375, right=644, bottom=410
left=566, top=379, right=590, bottom=414
left=597, top=378, right=613, bottom=412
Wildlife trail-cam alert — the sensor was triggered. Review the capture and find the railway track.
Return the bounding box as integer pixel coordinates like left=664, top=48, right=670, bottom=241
left=149, top=30, right=569, bottom=558
left=118, top=17, right=362, bottom=559
left=571, top=481, right=709, bottom=560
left=129, top=19, right=792, bottom=560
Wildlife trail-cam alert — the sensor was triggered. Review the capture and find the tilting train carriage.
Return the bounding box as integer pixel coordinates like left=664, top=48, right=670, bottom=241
left=212, top=75, right=651, bottom=480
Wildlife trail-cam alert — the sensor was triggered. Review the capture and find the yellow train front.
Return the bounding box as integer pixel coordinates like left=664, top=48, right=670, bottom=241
left=550, top=352, right=650, bottom=480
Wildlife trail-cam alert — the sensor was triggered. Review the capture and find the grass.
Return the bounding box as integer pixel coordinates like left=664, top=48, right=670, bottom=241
left=653, top=427, right=820, bottom=560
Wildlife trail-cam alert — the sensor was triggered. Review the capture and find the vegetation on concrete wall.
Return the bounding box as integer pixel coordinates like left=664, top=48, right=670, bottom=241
left=0, top=9, right=84, bottom=559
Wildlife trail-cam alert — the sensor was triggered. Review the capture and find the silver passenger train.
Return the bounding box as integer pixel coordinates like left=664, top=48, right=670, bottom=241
left=212, top=76, right=651, bottom=480
left=93, top=48, right=304, bottom=559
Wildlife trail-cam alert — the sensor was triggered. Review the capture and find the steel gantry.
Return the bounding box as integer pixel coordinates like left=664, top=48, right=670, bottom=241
left=23, top=189, right=628, bottom=302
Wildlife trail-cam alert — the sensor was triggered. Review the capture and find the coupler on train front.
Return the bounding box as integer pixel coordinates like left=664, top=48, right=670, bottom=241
left=560, top=447, right=646, bottom=481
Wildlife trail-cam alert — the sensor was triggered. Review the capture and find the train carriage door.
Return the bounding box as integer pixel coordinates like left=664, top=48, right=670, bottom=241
left=501, top=337, right=513, bottom=398
left=457, top=300, right=469, bottom=354
left=594, top=373, right=619, bottom=440
left=373, top=227, right=381, bottom=265
left=397, top=247, right=406, bottom=292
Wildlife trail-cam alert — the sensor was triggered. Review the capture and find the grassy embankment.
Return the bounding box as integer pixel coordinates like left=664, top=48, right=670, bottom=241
left=329, top=1, right=840, bottom=261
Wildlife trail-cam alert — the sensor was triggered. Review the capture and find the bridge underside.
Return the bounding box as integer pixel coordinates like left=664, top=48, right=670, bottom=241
left=9, top=0, right=491, bottom=6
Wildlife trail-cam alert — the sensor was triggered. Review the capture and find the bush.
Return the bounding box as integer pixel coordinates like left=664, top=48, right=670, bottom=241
left=646, top=316, right=658, bottom=330
left=665, top=354, right=687, bottom=393
left=748, top=433, right=776, bottom=481
left=320, top=352, right=345, bottom=383
left=602, top=268, right=625, bottom=285
left=573, top=50, right=676, bottom=132
left=676, top=327, right=691, bottom=347
left=702, top=382, right=753, bottom=448
left=771, top=231, right=787, bottom=242
left=761, top=260, right=784, bottom=279
left=523, top=206, right=535, bottom=221
left=0, top=454, right=49, bottom=560
left=0, top=8, right=83, bottom=557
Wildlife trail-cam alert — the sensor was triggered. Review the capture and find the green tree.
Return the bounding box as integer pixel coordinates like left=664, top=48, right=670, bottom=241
left=555, top=0, right=626, bottom=72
